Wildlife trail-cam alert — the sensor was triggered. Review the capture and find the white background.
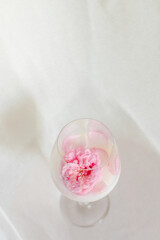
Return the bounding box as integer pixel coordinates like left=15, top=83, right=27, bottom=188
left=0, top=0, right=160, bottom=239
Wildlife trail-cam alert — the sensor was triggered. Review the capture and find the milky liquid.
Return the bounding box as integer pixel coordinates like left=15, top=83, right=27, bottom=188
left=51, top=130, right=121, bottom=203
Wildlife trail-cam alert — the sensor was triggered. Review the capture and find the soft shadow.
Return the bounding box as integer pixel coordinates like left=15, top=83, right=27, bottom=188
left=0, top=92, right=42, bottom=152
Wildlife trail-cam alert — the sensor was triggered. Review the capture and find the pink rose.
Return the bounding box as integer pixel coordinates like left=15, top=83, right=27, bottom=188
left=61, top=148, right=102, bottom=195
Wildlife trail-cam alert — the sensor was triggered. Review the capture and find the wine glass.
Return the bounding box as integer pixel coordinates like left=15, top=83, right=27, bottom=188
left=50, top=118, right=121, bottom=227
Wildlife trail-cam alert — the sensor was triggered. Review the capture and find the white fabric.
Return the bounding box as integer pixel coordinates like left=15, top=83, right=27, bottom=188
left=0, top=0, right=160, bottom=239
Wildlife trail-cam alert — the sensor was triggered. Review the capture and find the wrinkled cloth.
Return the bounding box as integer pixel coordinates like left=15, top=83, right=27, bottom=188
left=0, top=0, right=160, bottom=239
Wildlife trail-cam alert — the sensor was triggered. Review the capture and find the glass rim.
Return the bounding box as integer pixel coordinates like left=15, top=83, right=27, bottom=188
left=56, top=118, right=115, bottom=170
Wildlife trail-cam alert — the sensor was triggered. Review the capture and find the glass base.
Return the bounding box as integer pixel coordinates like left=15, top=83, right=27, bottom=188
left=60, top=195, right=110, bottom=227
